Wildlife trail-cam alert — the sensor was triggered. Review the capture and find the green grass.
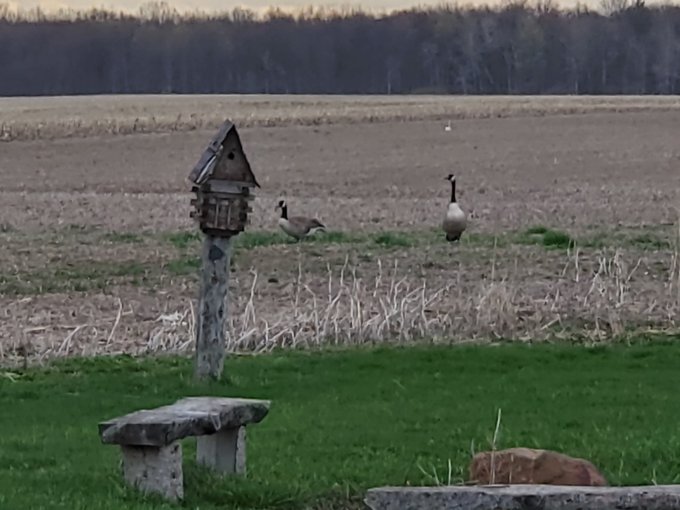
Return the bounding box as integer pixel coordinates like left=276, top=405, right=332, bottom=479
left=2, top=224, right=675, bottom=296
left=13, top=223, right=676, bottom=256
left=164, top=231, right=201, bottom=250
left=163, top=230, right=364, bottom=251
left=99, top=225, right=680, bottom=253
left=525, top=225, right=549, bottom=235
left=519, top=225, right=575, bottom=250
left=628, top=233, right=672, bottom=250
left=237, top=231, right=291, bottom=248
left=0, top=261, right=152, bottom=294
left=2, top=343, right=680, bottom=509
left=164, top=229, right=423, bottom=250
left=163, top=256, right=201, bottom=276
left=372, top=232, right=416, bottom=248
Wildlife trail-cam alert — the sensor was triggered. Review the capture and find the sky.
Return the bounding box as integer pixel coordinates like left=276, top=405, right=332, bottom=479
left=5, top=0, right=520, bottom=14
left=12, top=0, right=676, bottom=14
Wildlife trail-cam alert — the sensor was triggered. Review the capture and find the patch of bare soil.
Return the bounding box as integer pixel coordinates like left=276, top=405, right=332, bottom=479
left=1, top=113, right=679, bottom=234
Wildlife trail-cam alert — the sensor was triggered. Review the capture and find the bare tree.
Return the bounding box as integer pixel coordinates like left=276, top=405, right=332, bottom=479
left=600, top=0, right=629, bottom=16
left=1, top=3, right=680, bottom=96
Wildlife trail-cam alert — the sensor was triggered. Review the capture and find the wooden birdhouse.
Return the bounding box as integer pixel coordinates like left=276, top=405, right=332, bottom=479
left=188, top=121, right=259, bottom=237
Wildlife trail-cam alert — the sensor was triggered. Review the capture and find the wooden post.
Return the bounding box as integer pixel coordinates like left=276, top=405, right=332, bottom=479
left=194, top=235, right=232, bottom=380
left=188, top=121, right=258, bottom=381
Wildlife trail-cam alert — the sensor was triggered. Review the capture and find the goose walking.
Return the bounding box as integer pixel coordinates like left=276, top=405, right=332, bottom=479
left=442, top=174, right=467, bottom=242
left=275, top=199, right=326, bottom=241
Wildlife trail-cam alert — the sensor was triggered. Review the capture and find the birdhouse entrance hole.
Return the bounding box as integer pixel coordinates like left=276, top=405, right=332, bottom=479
left=188, top=121, right=260, bottom=238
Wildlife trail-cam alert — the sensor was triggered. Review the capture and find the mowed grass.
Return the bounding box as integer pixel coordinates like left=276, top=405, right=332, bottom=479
left=2, top=343, right=680, bottom=509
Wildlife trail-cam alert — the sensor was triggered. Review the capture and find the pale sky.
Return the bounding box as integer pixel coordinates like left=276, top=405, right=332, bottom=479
left=9, top=0, right=676, bottom=13
left=5, top=0, right=563, bottom=14
left=7, top=0, right=461, bottom=14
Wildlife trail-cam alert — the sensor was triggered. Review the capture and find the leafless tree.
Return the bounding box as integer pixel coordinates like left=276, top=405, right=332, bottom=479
left=0, top=2, right=679, bottom=96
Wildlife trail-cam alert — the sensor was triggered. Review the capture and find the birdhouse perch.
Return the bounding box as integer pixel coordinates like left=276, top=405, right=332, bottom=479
left=188, top=121, right=259, bottom=237
left=188, top=121, right=259, bottom=381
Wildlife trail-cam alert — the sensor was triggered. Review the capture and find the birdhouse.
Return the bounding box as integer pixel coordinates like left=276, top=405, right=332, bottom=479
left=188, top=121, right=260, bottom=237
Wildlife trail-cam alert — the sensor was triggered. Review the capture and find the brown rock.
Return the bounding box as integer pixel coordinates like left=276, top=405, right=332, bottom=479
left=469, top=447, right=607, bottom=486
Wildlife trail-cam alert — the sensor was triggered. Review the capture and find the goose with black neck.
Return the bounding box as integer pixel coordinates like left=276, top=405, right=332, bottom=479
left=442, top=174, right=467, bottom=242
left=275, top=199, right=327, bottom=242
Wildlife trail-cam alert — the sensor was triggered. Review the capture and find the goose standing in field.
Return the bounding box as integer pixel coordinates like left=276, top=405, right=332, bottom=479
left=275, top=199, right=327, bottom=241
left=442, top=174, right=467, bottom=242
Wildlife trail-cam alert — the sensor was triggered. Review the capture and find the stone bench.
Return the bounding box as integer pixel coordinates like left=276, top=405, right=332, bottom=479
left=98, top=396, right=270, bottom=501
left=364, top=484, right=680, bottom=510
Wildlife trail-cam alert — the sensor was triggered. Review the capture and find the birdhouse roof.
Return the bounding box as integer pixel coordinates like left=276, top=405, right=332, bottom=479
left=188, top=120, right=260, bottom=188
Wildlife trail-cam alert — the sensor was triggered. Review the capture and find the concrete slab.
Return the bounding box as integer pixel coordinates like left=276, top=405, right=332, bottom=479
left=365, top=484, right=680, bottom=510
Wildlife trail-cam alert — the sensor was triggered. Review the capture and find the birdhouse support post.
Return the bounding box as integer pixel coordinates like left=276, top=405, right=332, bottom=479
left=188, top=121, right=260, bottom=381
left=194, top=235, right=232, bottom=380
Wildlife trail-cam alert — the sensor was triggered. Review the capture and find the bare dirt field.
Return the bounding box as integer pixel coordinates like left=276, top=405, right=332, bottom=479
left=1, top=95, right=680, bottom=365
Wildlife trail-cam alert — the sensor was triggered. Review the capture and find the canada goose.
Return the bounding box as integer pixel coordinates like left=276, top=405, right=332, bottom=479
left=275, top=199, right=326, bottom=241
left=442, top=174, right=467, bottom=242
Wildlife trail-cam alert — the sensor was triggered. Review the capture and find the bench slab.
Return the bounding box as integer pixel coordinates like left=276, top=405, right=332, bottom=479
left=99, top=396, right=270, bottom=446
left=365, top=484, right=680, bottom=510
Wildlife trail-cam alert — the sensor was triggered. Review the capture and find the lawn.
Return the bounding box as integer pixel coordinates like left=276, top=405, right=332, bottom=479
left=2, top=342, right=680, bottom=509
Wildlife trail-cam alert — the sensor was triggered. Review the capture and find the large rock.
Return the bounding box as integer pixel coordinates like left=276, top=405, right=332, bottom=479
left=469, top=447, right=607, bottom=486
left=365, top=485, right=680, bottom=510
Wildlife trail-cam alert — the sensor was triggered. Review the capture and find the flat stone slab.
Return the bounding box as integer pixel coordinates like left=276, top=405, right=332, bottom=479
left=365, top=484, right=680, bottom=510
left=99, top=397, right=270, bottom=446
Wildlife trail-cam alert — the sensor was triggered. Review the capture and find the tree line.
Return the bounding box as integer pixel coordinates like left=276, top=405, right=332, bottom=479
left=1, top=0, right=679, bottom=96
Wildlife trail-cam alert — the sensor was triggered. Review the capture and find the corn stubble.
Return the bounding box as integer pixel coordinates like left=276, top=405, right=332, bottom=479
left=3, top=94, right=680, bottom=142
left=2, top=228, right=680, bottom=366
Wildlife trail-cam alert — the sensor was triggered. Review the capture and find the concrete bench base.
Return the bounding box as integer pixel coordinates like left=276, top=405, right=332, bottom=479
left=122, top=442, right=184, bottom=501
left=196, top=425, right=247, bottom=475
left=365, top=484, right=680, bottom=510
left=99, top=397, right=270, bottom=501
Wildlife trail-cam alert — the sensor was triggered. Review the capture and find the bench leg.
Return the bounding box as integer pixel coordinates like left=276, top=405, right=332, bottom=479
left=120, top=442, right=183, bottom=501
left=196, top=426, right=246, bottom=475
